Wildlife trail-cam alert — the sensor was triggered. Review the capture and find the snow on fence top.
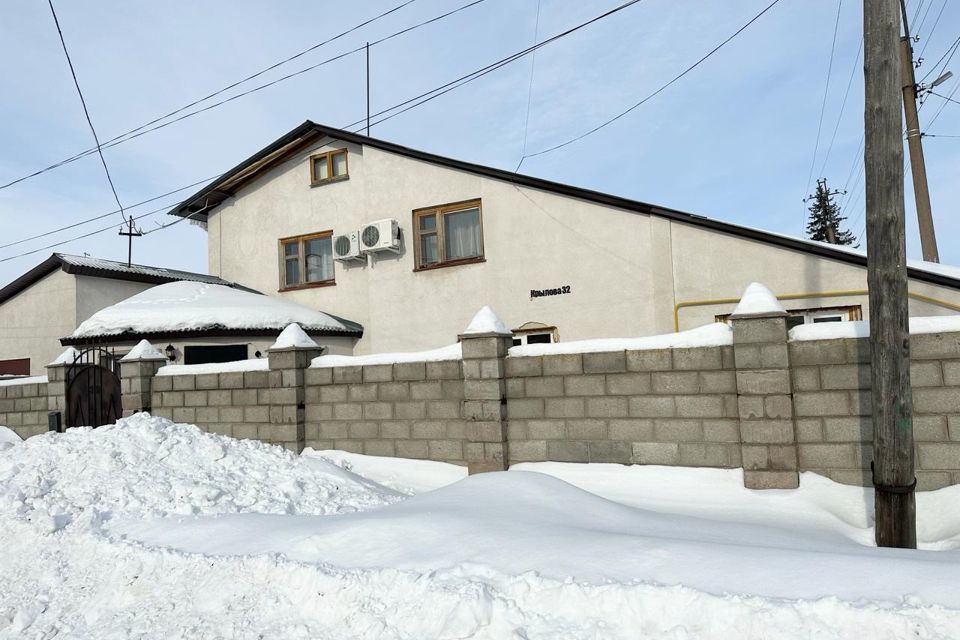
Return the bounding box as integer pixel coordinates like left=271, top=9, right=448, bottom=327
left=0, top=375, right=48, bottom=387
left=71, top=281, right=358, bottom=339
left=312, top=343, right=462, bottom=368
left=730, top=282, right=786, bottom=317
left=156, top=358, right=269, bottom=377
left=790, top=315, right=960, bottom=341
left=48, top=347, right=79, bottom=366
left=462, top=306, right=510, bottom=335
left=509, top=323, right=733, bottom=357
left=120, top=339, right=166, bottom=362
left=269, top=323, right=318, bottom=350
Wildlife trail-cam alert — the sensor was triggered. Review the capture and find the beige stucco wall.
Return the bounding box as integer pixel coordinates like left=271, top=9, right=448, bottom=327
left=0, top=269, right=77, bottom=375
left=206, top=137, right=960, bottom=352
left=74, top=276, right=155, bottom=327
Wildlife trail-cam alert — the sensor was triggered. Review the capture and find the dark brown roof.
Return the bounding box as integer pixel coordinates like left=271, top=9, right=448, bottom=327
left=168, top=121, right=960, bottom=291
left=0, top=253, right=248, bottom=306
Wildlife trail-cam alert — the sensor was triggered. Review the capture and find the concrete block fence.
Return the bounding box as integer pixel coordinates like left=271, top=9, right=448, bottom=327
left=6, top=305, right=960, bottom=490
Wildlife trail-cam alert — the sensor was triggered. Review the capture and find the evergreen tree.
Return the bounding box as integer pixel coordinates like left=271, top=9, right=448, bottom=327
left=805, top=179, right=856, bottom=245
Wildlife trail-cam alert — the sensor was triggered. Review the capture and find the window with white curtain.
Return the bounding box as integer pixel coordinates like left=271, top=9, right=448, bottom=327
left=413, top=199, right=484, bottom=270
left=278, top=231, right=335, bottom=289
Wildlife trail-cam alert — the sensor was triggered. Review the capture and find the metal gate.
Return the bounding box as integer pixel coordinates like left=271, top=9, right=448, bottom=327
left=66, top=347, right=122, bottom=428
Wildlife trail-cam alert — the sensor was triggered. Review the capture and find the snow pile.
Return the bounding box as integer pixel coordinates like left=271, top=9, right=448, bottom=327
left=304, top=449, right=467, bottom=494
left=117, top=470, right=960, bottom=609
left=462, top=305, right=510, bottom=335
left=119, top=339, right=166, bottom=361
left=791, top=314, right=960, bottom=341
left=70, top=281, right=355, bottom=338
left=0, top=375, right=47, bottom=387
left=157, top=358, right=269, bottom=376
left=48, top=346, right=79, bottom=366
left=0, top=426, right=21, bottom=452
left=312, top=343, right=461, bottom=368
left=0, top=413, right=399, bottom=534
left=269, top=322, right=318, bottom=350
left=730, top=282, right=786, bottom=317
left=510, top=322, right=732, bottom=357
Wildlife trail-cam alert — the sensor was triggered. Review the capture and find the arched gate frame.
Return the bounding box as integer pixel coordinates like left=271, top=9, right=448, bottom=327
left=66, top=347, right=122, bottom=428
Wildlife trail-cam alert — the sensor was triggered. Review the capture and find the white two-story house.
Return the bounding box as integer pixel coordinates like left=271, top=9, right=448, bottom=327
left=167, top=121, right=960, bottom=354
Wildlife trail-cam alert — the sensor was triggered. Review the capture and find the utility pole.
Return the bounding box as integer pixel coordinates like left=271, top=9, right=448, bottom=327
left=864, top=0, right=916, bottom=549
left=366, top=42, right=371, bottom=136
left=898, top=0, right=939, bottom=263
left=118, top=216, right=142, bottom=267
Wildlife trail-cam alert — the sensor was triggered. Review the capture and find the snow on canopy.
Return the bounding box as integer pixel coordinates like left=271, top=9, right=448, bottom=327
left=70, top=281, right=360, bottom=339
left=730, top=282, right=786, bottom=317
left=269, top=323, right=319, bottom=350
left=462, top=306, right=510, bottom=335
left=120, top=339, right=166, bottom=361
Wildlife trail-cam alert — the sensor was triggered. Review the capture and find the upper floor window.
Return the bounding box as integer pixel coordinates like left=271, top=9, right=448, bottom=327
left=279, top=231, right=335, bottom=290
left=413, top=199, right=484, bottom=270
left=310, top=149, right=348, bottom=186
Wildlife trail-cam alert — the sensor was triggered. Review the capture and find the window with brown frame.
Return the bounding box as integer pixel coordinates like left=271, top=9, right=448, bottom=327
left=278, top=231, right=335, bottom=290
left=413, top=199, right=484, bottom=270
left=309, top=149, right=348, bottom=186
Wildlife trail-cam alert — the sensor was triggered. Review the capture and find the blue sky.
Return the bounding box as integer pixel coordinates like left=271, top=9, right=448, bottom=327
left=1, top=0, right=958, bottom=287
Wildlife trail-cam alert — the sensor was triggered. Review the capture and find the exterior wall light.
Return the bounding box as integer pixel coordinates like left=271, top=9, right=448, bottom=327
left=165, top=344, right=176, bottom=361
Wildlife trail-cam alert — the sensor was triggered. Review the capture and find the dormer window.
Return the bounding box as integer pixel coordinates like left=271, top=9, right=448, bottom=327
left=310, top=149, right=348, bottom=186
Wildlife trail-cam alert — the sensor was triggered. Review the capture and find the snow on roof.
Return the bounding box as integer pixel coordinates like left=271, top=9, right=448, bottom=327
left=730, top=282, right=786, bottom=317
left=790, top=315, right=960, bottom=341
left=312, top=343, right=462, bottom=368
left=269, top=323, right=319, bottom=350
left=120, top=339, right=166, bottom=362
left=48, top=347, right=79, bottom=366
left=462, top=306, right=510, bottom=335
left=509, top=323, right=732, bottom=357
left=70, top=281, right=362, bottom=339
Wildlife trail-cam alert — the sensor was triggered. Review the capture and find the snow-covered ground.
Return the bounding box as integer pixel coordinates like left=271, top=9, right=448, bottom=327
left=2, top=415, right=960, bottom=638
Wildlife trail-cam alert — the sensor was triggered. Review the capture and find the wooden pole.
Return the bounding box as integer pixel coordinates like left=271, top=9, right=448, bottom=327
left=864, top=0, right=916, bottom=548
left=366, top=42, right=371, bottom=136
left=898, top=35, right=940, bottom=263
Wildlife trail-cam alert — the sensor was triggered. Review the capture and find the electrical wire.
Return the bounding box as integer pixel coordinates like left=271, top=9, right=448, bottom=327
left=916, top=0, right=948, bottom=60
left=805, top=0, right=844, bottom=195
left=340, top=0, right=648, bottom=133
left=0, top=175, right=218, bottom=250
left=46, top=0, right=128, bottom=224
left=1, top=0, right=643, bottom=263
left=0, top=0, right=487, bottom=193
left=819, top=34, right=862, bottom=177
left=515, top=0, right=785, bottom=167
left=515, top=0, right=542, bottom=172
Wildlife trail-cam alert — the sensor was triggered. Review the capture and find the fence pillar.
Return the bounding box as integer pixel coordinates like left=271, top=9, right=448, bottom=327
left=45, top=347, right=76, bottom=422
left=119, top=340, right=168, bottom=417
left=459, top=325, right=513, bottom=474
left=731, top=285, right=799, bottom=489
left=267, top=342, right=321, bottom=453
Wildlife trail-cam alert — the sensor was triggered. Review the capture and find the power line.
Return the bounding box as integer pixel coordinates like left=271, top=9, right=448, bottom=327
left=924, top=132, right=960, bottom=137
left=46, top=0, right=128, bottom=224
left=0, top=0, right=487, bottom=193
left=2, top=0, right=643, bottom=263
left=342, top=0, right=649, bottom=133
left=515, top=0, right=785, bottom=167
left=819, top=34, right=863, bottom=177
left=916, top=0, right=948, bottom=60
left=0, top=175, right=218, bottom=250
left=919, top=34, right=960, bottom=83
left=805, top=0, right=844, bottom=194
left=516, top=0, right=543, bottom=172
left=929, top=89, right=960, bottom=104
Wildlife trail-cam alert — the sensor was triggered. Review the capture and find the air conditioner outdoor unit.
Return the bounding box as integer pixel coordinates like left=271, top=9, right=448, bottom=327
left=332, top=230, right=362, bottom=261
left=360, top=218, right=401, bottom=253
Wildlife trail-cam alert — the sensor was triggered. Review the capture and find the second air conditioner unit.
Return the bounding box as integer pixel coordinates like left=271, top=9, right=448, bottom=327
left=360, top=218, right=401, bottom=253
left=332, top=230, right=362, bottom=261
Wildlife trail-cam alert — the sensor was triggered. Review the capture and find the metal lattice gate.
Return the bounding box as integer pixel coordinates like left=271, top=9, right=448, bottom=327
left=66, top=347, right=122, bottom=428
